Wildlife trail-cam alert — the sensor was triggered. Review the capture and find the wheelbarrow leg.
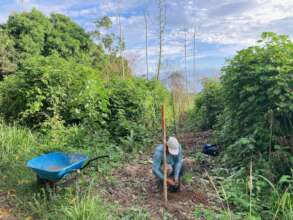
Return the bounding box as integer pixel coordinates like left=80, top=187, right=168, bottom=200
left=37, top=175, right=47, bottom=186
left=36, top=175, right=56, bottom=189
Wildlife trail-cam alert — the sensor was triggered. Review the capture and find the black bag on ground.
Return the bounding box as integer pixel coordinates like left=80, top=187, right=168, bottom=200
left=203, top=144, right=219, bottom=156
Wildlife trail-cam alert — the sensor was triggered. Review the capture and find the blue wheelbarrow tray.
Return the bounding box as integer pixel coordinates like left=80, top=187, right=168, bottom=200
left=27, top=152, right=88, bottom=182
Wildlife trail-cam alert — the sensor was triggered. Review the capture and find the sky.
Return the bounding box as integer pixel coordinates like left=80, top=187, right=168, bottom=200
left=1, top=0, right=293, bottom=91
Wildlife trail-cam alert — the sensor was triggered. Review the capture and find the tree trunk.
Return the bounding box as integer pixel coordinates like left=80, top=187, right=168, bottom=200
left=144, top=11, right=149, bottom=79
left=118, top=4, right=125, bottom=78
left=156, top=0, right=166, bottom=80
left=184, top=27, right=187, bottom=91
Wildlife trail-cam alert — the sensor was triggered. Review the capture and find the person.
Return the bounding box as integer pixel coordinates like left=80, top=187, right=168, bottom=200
left=152, top=136, right=183, bottom=192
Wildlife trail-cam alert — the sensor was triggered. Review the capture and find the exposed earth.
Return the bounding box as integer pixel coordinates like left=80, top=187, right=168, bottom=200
left=98, top=130, right=223, bottom=219
left=0, top=130, right=221, bottom=220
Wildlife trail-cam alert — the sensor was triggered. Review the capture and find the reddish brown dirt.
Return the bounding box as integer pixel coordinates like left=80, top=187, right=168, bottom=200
left=98, top=131, right=221, bottom=219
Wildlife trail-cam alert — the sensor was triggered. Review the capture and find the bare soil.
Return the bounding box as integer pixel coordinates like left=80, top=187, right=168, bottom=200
left=98, top=131, right=221, bottom=219
left=0, top=131, right=219, bottom=220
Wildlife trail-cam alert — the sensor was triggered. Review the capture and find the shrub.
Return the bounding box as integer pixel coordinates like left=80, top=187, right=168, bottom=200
left=188, top=78, right=224, bottom=130
left=213, top=32, right=293, bottom=219
left=106, top=78, right=172, bottom=151
left=221, top=32, right=293, bottom=149
left=0, top=55, right=108, bottom=128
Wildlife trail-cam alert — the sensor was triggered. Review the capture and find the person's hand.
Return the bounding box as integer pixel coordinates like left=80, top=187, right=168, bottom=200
left=174, top=178, right=179, bottom=186
left=167, top=178, right=176, bottom=186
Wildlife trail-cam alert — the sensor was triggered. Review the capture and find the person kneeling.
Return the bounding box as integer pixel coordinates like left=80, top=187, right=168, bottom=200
left=152, top=136, right=184, bottom=192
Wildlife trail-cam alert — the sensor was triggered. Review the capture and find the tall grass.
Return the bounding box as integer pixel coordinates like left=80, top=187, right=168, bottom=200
left=0, top=119, right=37, bottom=161
left=60, top=195, right=111, bottom=220
left=197, top=160, right=293, bottom=220
left=0, top=120, right=115, bottom=219
left=212, top=169, right=293, bottom=220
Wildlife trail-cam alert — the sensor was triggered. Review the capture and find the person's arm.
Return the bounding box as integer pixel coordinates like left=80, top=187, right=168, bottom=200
left=174, top=146, right=183, bottom=181
left=152, top=145, right=164, bottom=180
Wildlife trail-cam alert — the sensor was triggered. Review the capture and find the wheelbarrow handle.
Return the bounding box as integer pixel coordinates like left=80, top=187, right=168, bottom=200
left=81, top=155, right=109, bottom=170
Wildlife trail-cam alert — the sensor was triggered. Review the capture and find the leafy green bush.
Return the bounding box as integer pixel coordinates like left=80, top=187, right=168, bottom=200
left=4, top=9, right=93, bottom=61
left=5, top=8, right=52, bottom=58
left=106, top=78, right=172, bottom=151
left=221, top=32, right=293, bottom=149
left=45, top=13, right=92, bottom=58
left=0, top=55, right=108, bottom=128
left=215, top=33, right=293, bottom=177
left=211, top=32, right=293, bottom=219
left=188, top=78, right=224, bottom=130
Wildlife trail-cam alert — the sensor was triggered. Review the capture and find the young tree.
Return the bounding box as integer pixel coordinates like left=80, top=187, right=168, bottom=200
left=193, top=27, right=196, bottom=85
left=144, top=10, right=149, bottom=79
left=184, top=26, right=188, bottom=91
left=118, top=3, right=125, bottom=78
left=93, top=16, right=114, bottom=52
left=156, top=0, right=166, bottom=80
left=92, top=16, right=118, bottom=80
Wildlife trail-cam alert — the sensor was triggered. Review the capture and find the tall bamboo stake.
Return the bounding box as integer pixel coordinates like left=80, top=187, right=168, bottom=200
left=162, top=105, right=168, bottom=204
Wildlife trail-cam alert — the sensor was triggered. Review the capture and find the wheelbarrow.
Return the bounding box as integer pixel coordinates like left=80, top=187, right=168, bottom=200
left=27, top=152, right=109, bottom=186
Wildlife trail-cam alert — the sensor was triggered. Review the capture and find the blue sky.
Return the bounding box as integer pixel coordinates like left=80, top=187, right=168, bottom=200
left=1, top=0, right=293, bottom=90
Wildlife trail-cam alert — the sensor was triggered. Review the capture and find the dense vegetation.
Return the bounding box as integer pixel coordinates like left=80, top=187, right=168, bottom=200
left=0, top=8, right=292, bottom=220
left=187, top=78, right=224, bottom=130
left=0, top=9, right=172, bottom=219
left=188, top=32, right=293, bottom=219
left=0, top=9, right=172, bottom=147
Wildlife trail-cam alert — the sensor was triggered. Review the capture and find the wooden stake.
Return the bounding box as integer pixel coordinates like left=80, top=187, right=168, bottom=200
left=162, top=105, right=168, bottom=204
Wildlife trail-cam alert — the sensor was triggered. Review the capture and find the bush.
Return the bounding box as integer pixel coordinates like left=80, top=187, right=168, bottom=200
left=221, top=32, right=293, bottom=149
left=211, top=32, right=293, bottom=220
left=215, top=33, right=293, bottom=171
left=0, top=55, right=108, bottom=128
left=188, top=78, right=224, bottom=130
left=106, top=78, right=172, bottom=151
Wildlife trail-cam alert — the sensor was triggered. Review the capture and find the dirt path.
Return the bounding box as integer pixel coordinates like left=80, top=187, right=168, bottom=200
left=98, top=131, right=221, bottom=219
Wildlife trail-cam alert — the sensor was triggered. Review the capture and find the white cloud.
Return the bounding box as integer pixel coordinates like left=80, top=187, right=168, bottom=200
left=193, top=0, right=293, bottom=45
left=2, top=0, right=293, bottom=89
